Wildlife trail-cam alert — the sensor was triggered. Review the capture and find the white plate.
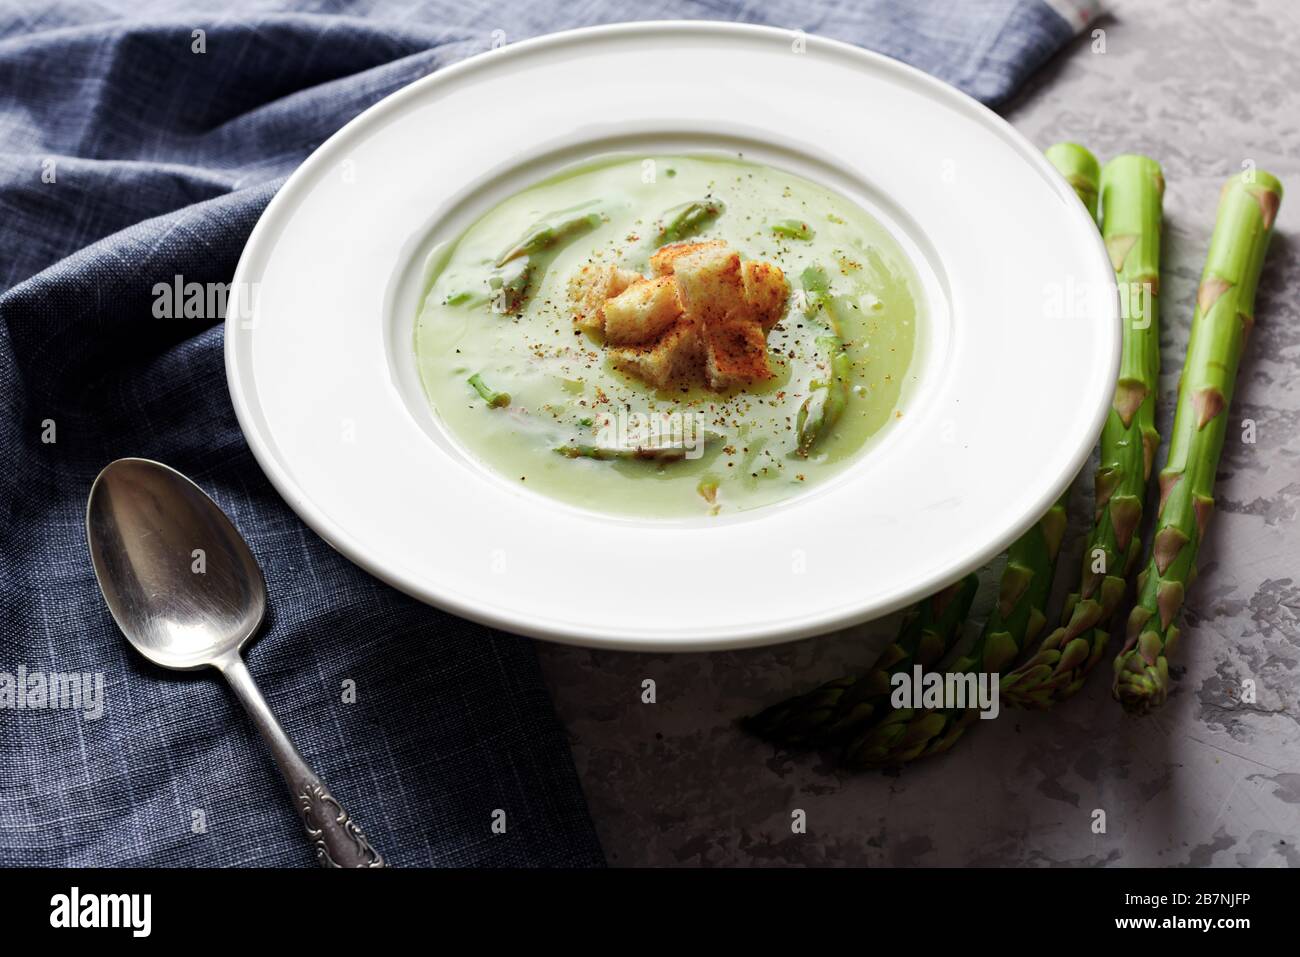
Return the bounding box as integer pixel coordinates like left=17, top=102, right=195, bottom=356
left=225, top=21, right=1117, bottom=652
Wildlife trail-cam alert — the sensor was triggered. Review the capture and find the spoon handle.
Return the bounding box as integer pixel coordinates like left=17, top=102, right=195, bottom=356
left=218, top=655, right=385, bottom=868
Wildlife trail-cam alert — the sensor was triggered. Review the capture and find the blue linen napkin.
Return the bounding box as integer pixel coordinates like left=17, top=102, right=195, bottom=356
left=0, top=0, right=1098, bottom=866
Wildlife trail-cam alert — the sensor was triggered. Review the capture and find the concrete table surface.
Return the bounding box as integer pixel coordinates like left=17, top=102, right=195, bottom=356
left=536, top=0, right=1300, bottom=866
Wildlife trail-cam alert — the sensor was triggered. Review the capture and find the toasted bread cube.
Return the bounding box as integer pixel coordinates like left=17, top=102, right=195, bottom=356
left=672, top=246, right=747, bottom=327
left=742, top=260, right=789, bottom=331
left=569, top=263, right=641, bottom=332
left=602, top=276, right=684, bottom=346
left=608, top=319, right=701, bottom=389
left=649, top=240, right=729, bottom=278
left=703, top=319, right=773, bottom=389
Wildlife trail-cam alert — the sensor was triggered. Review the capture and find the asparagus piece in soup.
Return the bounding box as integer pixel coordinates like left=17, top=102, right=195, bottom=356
left=654, top=199, right=725, bottom=246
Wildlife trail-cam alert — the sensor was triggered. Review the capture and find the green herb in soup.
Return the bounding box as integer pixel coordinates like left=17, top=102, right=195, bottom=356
left=414, top=154, right=922, bottom=518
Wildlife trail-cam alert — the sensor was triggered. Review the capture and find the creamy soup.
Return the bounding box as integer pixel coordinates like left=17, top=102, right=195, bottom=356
left=414, top=153, right=922, bottom=518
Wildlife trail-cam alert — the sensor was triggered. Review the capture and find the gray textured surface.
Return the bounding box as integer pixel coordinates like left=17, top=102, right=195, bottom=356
left=536, top=0, right=1300, bottom=867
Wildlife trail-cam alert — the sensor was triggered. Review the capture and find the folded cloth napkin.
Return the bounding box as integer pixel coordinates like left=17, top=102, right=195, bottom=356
left=0, top=0, right=1099, bottom=866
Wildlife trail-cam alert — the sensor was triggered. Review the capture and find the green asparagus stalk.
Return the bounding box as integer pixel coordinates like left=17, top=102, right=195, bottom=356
left=843, top=494, right=1068, bottom=767
left=793, top=266, right=852, bottom=456
left=796, top=336, right=851, bottom=457
left=744, top=575, right=978, bottom=746
left=799, top=265, right=834, bottom=319
left=488, top=256, right=535, bottom=316
left=444, top=289, right=484, bottom=307
left=1003, top=153, right=1165, bottom=708
left=1045, top=142, right=1101, bottom=218
left=772, top=218, right=815, bottom=241
left=554, top=430, right=719, bottom=462
left=1113, top=171, right=1282, bottom=714
left=554, top=443, right=692, bottom=462
left=496, top=205, right=604, bottom=266
left=467, top=372, right=510, bottom=408
left=490, top=205, right=605, bottom=315
left=800, top=265, right=846, bottom=338
left=655, top=199, right=725, bottom=245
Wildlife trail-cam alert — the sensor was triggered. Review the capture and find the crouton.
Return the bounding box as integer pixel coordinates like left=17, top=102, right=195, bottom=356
left=602, top=276, right=684, bottom=346
left=742, top=260, right=789, bottom=331
left=572, top=240, right=780, bottom=391
left=608, top=319, right=701, bottom=389
left=569, top=263, right=641, bottom=332
left=702, top=319, right=773, bottom=389
left=649, top=240, right=729, bottom=278
left=672, top=246, right=747, bottom=327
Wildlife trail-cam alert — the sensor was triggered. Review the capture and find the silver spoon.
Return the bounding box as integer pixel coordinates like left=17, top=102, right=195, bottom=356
left=86, top=457, right=384, bottom=868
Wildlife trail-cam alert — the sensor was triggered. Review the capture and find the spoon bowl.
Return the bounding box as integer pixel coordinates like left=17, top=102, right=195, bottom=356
left=87, top=458, right=265, bottom=669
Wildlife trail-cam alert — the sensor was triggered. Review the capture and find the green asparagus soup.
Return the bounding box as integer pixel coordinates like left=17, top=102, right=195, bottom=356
left=414, top=153, right=922, bottom=518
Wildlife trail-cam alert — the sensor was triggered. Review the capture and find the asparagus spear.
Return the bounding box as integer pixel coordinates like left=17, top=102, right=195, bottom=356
left=489, top=205, right=605, bottom=315
left=744, top=575, right=978, bottom=746
left=796, top=336, right=851, bottom=457
left=554, top=443, right=691, bottom=462
left=843, top=494, right=1069, bottom=767
left=496, top=206, right=604, bottom=266
left=1003, top=154, right=1165, bottom=709
left=799, top=265, right=834, bottom=322
left=1113, top=171, right=1282, bottom=714
left=1045, top=142, right=1101, bottom=218
left=655, top=199, right=725, bottom=245
left=772, top=218, right=815, bottom=241
left=467, top=372, right=510, bottom=408
left=554, top=429, right=719, bottom=462
left=488, top=256, right=535, bottom=316
left=793, top=267, right=852, bottom=456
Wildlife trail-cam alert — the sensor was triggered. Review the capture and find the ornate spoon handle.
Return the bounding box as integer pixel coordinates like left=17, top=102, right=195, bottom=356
left=218, top=655, right=385, bottom=868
